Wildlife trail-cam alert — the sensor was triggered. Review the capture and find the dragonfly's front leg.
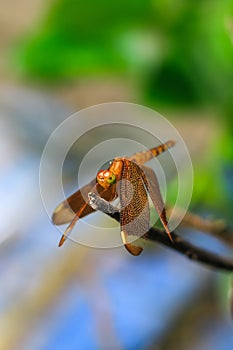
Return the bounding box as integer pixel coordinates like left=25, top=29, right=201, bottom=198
left=88, top=192, right=144, bottom=256
left=88, top=193, right=119, bottom=215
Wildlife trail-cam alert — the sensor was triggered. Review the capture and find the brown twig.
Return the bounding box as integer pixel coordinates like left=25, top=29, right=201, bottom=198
left=88, top=193, right=233, bottom=272
left=167, top=207, right=233, bottom=248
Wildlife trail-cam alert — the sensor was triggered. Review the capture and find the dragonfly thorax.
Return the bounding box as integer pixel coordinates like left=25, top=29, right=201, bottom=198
left=96, top=170, right=116, bottom=189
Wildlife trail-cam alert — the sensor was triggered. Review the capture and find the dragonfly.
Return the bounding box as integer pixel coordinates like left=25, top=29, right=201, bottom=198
left=52, top=140, right=176, bottom=255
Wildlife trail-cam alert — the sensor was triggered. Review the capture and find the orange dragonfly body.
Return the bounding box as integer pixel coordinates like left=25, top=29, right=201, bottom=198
left=52, top=140, right=175, bottom=255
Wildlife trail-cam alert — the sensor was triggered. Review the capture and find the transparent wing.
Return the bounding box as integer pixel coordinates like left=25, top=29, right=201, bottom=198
left=141, top=165, right=173, bottom=241
left=120, top=160, right=150, bottom=256
left=52, top=178, right=117, bottom=225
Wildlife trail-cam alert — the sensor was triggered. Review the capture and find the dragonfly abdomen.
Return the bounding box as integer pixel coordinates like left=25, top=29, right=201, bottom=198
left=129, top=140, right=176, bottom=165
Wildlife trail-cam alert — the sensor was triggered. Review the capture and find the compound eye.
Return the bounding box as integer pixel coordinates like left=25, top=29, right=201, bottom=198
left=97, top=170, right=105, bottom=180
left=97, top=170, right=105, bottom=178
left=96, top=170, right=116, bottom=186
left=106, top=172, right=116, bottom=184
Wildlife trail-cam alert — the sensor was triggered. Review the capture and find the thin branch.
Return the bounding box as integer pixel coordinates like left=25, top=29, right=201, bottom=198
left=167, top=207, right=233, bottom=248
left=88, top=193, right=233, bottom=272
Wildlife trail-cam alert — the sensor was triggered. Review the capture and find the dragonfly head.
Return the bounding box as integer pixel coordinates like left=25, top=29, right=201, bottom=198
left=96, top=170, right=116, bottom=189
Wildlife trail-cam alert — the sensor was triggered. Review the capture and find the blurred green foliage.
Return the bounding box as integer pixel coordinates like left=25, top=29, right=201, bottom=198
left=16, top=0, right=233, bottom=107
left=14, top=0, right=233, bottom=213
left=16, top=0, right=154, bottom=79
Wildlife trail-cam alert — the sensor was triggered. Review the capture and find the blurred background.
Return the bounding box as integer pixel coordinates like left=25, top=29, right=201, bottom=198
left=1, top=0, right=233, bottom=349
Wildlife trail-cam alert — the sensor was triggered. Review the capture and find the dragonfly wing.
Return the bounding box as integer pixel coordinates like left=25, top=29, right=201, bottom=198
left=52, top=178, right=117, bottom=225
left=120, top=160, right=150, bottom=256
left=141, top=165, right=173, bottom=240
left=121, top=231, right=143, bottom=256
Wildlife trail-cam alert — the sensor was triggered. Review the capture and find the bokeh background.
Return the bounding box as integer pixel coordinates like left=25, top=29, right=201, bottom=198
left=1, top=1, right=233, bottom=349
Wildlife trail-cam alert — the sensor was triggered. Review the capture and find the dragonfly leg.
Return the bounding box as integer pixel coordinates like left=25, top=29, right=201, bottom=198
left=88, top=192, right=119, bottom=214
left=58, top=201, right=89, bottom=247
left=88, top=193, right=144, bottom=256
